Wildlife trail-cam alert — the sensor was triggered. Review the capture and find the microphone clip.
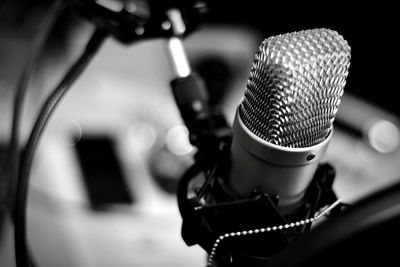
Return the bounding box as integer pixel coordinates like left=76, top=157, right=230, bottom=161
left=70, top=0, right=208, bottom=44
left=178, top=160, right=343, bottom=266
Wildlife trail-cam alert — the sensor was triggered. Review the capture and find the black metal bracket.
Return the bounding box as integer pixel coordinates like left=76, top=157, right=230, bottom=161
left=177, top=161, right=342, bottom=266
left=70, top=0, right=208, bottom=43
left=170, top=73, right=232, bottom=161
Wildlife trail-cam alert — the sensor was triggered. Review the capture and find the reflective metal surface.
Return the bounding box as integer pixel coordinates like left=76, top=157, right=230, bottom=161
left=240, top=29, right=351, bottom=148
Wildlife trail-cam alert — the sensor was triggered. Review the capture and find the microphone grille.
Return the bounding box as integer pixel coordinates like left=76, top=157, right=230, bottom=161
left=239, top=28, right=351, bottom=148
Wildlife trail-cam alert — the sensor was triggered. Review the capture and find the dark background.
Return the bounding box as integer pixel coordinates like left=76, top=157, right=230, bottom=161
left=205, top=1, right=398, bottom=116
left=1, top=1, right=397, bottom=115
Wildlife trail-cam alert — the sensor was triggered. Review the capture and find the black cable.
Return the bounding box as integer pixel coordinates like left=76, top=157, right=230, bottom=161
left=14, top=28, right=108, bottom=267
left=7, top=2, right=65, bottom=267
left=8, top=0, right=66, bottom=213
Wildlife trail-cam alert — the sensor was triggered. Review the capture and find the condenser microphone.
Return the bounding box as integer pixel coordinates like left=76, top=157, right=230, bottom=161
left=177, top=28, right=352, bottom=267
left=229, top=28, right=351, bottom=213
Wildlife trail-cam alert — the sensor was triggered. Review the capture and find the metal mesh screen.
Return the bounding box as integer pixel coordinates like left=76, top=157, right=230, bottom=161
left=239, top=28, right=351, bottom=148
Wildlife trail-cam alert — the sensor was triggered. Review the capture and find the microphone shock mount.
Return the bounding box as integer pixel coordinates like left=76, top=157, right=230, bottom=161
left=178, top=160, right=344, bottom=267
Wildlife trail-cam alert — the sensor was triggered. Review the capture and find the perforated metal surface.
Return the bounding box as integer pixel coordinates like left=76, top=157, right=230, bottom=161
left=239, top=28, right=351, bottom=148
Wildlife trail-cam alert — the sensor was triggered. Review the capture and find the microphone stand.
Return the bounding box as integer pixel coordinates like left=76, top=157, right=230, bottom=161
left=164, top=9, right=232, bottom=163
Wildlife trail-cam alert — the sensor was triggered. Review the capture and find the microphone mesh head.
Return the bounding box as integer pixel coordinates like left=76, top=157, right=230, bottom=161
left=239, top=28, right=351, bottom=148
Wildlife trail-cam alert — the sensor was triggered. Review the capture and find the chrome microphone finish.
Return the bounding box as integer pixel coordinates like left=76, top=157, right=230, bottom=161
left=230, top=29, right=351, bottom=210
left=240, top=28, right=351, bottom=148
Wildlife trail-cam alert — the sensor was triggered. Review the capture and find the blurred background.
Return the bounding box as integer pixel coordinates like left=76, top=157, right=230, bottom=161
left=0, top=1, right=399, bottom=266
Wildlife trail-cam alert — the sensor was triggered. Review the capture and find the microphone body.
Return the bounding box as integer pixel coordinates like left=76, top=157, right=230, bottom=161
left=229, top=111, right=331, bottom=212
left=229, top=28, right=351, bottom=211
left=177, top=28, right=351, bottom=267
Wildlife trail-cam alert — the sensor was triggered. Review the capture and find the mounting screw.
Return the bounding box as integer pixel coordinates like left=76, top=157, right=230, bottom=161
left=135, top=26, right=145, bottom=35
left=306, top=154, right=316, bottom=161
